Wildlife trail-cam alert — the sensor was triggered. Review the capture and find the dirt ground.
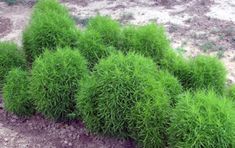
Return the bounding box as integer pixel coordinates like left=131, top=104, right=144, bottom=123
left=0, top=0, right=235, bottom=147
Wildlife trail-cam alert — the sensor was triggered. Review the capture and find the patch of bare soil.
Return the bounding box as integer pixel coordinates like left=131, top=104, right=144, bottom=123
left=0, top=17, right=12, bottom=38
left=0, top=2, right=32, bottom=45
left=0, top=96, right=135, bottom=148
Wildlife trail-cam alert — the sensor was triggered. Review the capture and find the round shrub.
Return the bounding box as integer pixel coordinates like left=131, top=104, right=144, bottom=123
left=188, top=55, right=226, bottom=93
left=77, top=30, right=113, bottom=69
left=31, top=48, right=88, bottom=120
left=0, top=42, right=26, bottom=88
left=87, top=15, right=121, bottom=47
left=127, top=88, right=169, bottom=148
left=169, top=90, right=235, bottom=148
left=160, top=51, right=227, bottom=93
left=159, top=48, right=191, bottom=87
left=33, top=0, right=68, bottom=15
left=156, top=70, right=183, bottom=106
left=77, top=52, right=165, bottom=137
left=3, top=68, right=34, bottom=116
left=226, top=84, right=235, bottom=102
left=119, top=26, right=137, bottom=51
left=23, top=0, right=80, bottom=64
left=120, top=24, right=170, bottom=64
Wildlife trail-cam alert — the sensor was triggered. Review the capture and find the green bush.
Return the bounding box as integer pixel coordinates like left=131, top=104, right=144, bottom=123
left=23, top=0, right=79, bottom=64
left=87, top=15, right=121, bottom=47
left=0, top=42, right=26, bottom=88
left=159, top=49, right=191, bottom=87
left=3, top=68, right=34, bottom=116
left=156, top=70, right=183, bottom=106
left=128, top=88, right=169, bottom=148
left=188, top=55, right=226, bottom=93
left=160, top=51, right=226, bottom=93
left=77, top=52, right=166, bottom=137
left=33, top=0, right=68, bottom=15
left=226, top=84, right=235, bottom=102
left=169, top=90, right=235, bottom=148
left=120, top=24, right=170, bottom=64
left=31, top=48, right=88, bottom=120
left=77, top=30, right=113, bottom=69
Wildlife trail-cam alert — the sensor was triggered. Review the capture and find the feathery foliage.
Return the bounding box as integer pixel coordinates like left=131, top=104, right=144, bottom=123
left=31, top=48, right=88, bottom=120
left=23, top=0, right=79, bottom=64
left=120, top=24, right=170, bottom=64
left=159, top=49, right=191, bottom=87
left=226, top=84, right=235, bottom=102
left=3, top=68, right=34, bottom=116
left=160, top=51, right=226, bottom=93
left=128, top=88, right=169, bottom=148
left=77, top=30, right=113, bottom=69
left=77, top=52, right=164, bottom=137
left=169, top=90, right=235, bottom=148
left=87, top=15, right=121, bottom=47
left=156, top=70, right=183, bottom=106
left=0, top=42, right=26, bottom=88
left=188, top=55, right=226, bottom=93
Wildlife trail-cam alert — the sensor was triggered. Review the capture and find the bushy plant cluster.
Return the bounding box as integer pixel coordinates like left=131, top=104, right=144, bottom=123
left=77, top=52, right=170, bottom=138
left=169, top=90, right=235, bottom=147
left=23, top=0, right=79, bottom=64
left=188, top=55, right=226, bottom=93
left=160, top=50, right=226, bottom=93
left=120, top=24, right=170, bottom=64
left=87, top=15, right=121, bottom=47
left=3, top=68, right=34, bottom=116
left=155, top=70, right=183, bottom=106
left=226, top=84, right=235, bottom=102
left=1, top=0, right=235, bottom=147
left=0, top=42, right=26, bottom=89
left=128, top=93, right=169, bottom=147
left=31, top=48, right=88, bottom=120
left=88, top=19, right=170, bottom=64
left=77, top=30, right=113, bottom=69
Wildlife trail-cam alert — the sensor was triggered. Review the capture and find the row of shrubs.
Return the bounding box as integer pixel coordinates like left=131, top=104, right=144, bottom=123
left=1, top=0, right=235, bottom=147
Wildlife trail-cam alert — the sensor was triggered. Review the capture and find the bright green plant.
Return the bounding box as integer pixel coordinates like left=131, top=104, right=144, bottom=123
left=31, top=48, right=88, bottom=120
left=119, top=26, right=137, bottom=51
left=127, top=88, right=169, bottom=148
left=169, top=90, right=235, bottom=148
left=160, top=51, right=226, bottom=93
left=159, top=49, right=191, bottom=87
left=77, top=30, right=113, bottom=69
left=226, top=84, right=235, bottom=102
left=33, top=0, right=68, bottom=15
left=23, top=0, right=80, bottom=64
left=188, top=55, right=226, bottom=93
left=0, top=42, right=26, bottom=88
left=3, top=68, right=34, bottom=116
left=87, top=15, right=121, bottom=47
left=120, top=24, right=170, bottom=64
left=77, top=52, right=166, bottom=137
left=156, top=70, right=183, bottom=106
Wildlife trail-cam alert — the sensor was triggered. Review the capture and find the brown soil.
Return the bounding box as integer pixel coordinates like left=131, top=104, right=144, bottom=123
left=0, top=17, right=11, bottom=38
left=0, top=95, right=135, bottom=148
